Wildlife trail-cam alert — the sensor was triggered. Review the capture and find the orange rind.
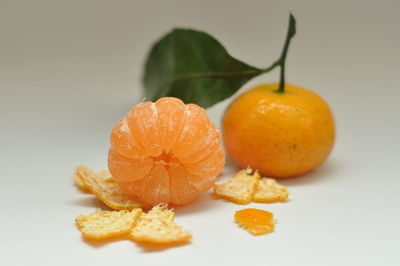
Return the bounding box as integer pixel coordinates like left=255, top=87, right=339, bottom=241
left=74, top=166, right=89, bottom=190
left=214, top=169, right=289, bottom=204
left=76, top=209, right=143, bottom=240
left=74, top=167, right=116, bottom=191
left=234, top=208, right=274, bottom=235
left=130, top=205, right=192, bottom=244
left=213, top=168, right=260, bottom=204
left=95, top=169, right=116, bottom=183
left=78, top=166, right=142, bottom=210
left=253, top=177, right=289, bottom=203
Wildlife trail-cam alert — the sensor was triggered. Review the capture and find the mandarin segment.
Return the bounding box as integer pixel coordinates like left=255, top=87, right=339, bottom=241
left=108, top=148, right=154, bottom=183
left=234, top=208, right=274, bottom=235
left=178, top=124, right=222, bottom=164
left=155, top=97, right=187, bottom=153
left=76, top=209, right=142, bottom=240
left=127, top=102, right=163, bottom=157
left=213, top=169, right=260, bottom=204
left=139, top=164, right=171, bottom=206
left=183, top=145, right=225, bottom=178
left=168, top=164, right=198, bottom=205
left=108, top=97, right=225, bottom=206
left=110, top=118, right=147, bottom=160
left=117, top=165, right=171, bottom=208
left=118, top=179, right=143, bottom=201
left=253, top=178, right=289, bottom=203
left=79, top=166, right=142, bottom=210
left=186, top=172, right=217, bottom=193
left=182, top=142, right=225, bottom=193
left=171, top=103, right=211, bottom=158
left=130, top=205, right=192, bottom=244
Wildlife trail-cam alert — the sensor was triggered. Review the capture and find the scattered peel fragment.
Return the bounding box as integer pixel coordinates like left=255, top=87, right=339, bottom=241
left=95, top=169, right=116, bottom=183
left=78, top=166, right=142, bottom=210
left=130, top=205, right=192, bottom=244
left=234, top=208, right=274, bottom=235
left=253, top=177, right=289, bottom=203
left=213, top=168, right=260, bottom=204
left=76, top=209, right=143, bottom=240
left=74, top=166, right=89, bottom=190
left=74, top=167, right=116, bottom=191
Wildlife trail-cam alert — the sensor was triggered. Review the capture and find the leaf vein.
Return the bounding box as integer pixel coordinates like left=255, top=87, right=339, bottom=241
left=153, top=69, right=263, bottom=92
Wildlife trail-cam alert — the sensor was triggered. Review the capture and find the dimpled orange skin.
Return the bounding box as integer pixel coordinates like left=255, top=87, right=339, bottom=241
left=222, top=83, right=335, bottom=178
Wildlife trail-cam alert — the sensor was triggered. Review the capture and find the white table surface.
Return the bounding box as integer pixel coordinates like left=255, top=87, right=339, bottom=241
left=1, top=0, right=399, bottom=265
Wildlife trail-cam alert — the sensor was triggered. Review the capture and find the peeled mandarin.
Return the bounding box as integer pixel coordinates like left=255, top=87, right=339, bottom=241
left=108, top=97, right=225, bottom=206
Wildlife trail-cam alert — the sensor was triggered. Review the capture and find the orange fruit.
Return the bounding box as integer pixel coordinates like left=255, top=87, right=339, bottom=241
left=222, top=83, right=335, bottom=178
left=108, top=97, right=225, bottom=206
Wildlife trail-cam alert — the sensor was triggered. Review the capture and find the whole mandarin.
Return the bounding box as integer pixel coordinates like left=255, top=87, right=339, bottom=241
left=222, top=83, right=335, bottom=178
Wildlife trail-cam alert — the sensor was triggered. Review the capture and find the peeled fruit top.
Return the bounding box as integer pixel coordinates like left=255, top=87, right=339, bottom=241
left=108, top=97, right=225, bottom=206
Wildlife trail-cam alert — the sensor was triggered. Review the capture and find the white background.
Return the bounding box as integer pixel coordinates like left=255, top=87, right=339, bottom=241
left=1, top=0, right=399, bottom=265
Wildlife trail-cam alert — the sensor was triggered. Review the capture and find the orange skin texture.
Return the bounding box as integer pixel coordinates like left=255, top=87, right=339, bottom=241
left=222, top=83, right=335, bottom=178
left=234, top=208, right=274, bottom=235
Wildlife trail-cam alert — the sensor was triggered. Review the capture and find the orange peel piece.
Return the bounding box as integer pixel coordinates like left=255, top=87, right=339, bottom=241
left=213, top=168, right=260, bottom=204
left=78, top=166, right=142, bottom=210
left=95, top=169, right=116, bottom=183
left=253, top=177, right=289, bottom=203
left=74, top=166, right=89, bottom=190
left=76, top=209, right=143, bottom=240
left=74, top=167, right=116, bottom=191
left=130, top=205, right=192, bottom=244
left=234, top=208, right=274, bottom=235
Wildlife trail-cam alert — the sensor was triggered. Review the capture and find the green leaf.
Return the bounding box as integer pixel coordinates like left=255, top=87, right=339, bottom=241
left=142, top=29, right=266, bottom=108
left=142, top=14, right=297, bottom=107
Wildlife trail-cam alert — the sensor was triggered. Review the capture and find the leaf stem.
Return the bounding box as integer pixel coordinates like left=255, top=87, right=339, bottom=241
left=276, top=13, right=296, bottom=93
left=261, top=59, right=281, bottom=73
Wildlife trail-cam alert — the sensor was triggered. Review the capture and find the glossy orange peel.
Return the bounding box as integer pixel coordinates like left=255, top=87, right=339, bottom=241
left=234, top=208, right=274, bottom=235
left=223, top=83, right=335, bottom=178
